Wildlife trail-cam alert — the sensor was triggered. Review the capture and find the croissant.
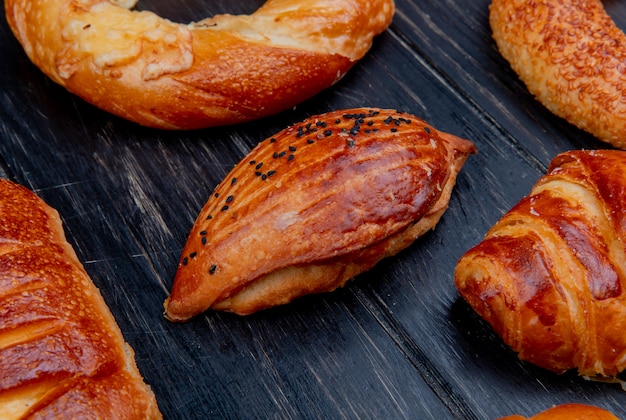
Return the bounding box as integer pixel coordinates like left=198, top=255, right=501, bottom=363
left=455, top=150, right=626, bottom=379
left=164, top=108, right=476, bottom=320
left=0, top=179, right=161, bottom=418
left=498, top=403, right=619, bottom=420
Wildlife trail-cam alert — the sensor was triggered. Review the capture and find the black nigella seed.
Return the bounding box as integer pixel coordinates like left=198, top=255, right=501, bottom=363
left=348, top=140, right=355, bottom=148
left=221, top=205, right=229, bottom=211
left=209, top=265, right=217, bottom=274
left=279, top=151, right=287, bottom=158
left=316, top=121, right=327, bottom=128
left=335, top=119, right=341, bottom=124
left=324, top=130, right=332, bottom=137
left=391, top=128, right=398, bottom=132
left=367, top=120, right=374, bottom=126
left=255, top=171, right=262, bottom=176
left=226, top=195, right=234, bottom=203
left=289, top=146, right=296, bottom=152
left=206, top=214, right=213, bottom=220
left=202, top=237, right=207, bottom=245
left=182, top=257, right=189, bottom=266
left=365, top=129, right=371, bottom=134
left=270, top=138, right=276, bottom=143
left=288, top=154, right=295, bottom=161
left=200, top=230, right=207, bottom=235
left=273, top=152, right=279, bottom=158
left=231, top=178, right=237, bottom=185
left=267, top=170, right=276, bottom=177
left=214, top=192, right=219, bottom=198
left=384, top=116, right=393, bottom=124
left=249, top=160, right=256, bottom=165
left=255, top=162, right=263, bottom=170
left=190, top=252, right=197, bottom=259
left=261, top=174, right=267, bottom=180
left=307, top=139, right=314, bottom=144
left=424, top=126, right=431, bottom=134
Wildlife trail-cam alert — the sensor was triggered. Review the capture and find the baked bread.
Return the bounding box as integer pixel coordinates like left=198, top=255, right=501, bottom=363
left=0, top=179, right=161, bottom=418
left=499, top=403, right=619, bottom=420
left=490, top=0, right=626, bottom=148
left=455, top=150, right=626, bottom=379
left=164, top=108, right=476, bottom=319
left=4, top=0, right=395, bottom=129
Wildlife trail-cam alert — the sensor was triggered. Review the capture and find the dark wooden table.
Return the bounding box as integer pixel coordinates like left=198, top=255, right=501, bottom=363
left=2, top=1, right=626, bottom=418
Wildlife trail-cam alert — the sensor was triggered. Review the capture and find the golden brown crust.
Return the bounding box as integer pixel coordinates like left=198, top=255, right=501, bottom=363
left=498, top=403, right=619, bottom=420
left=164, top=108, right=476, bottom=319
left=490, top=0, right=626, bottom=148
left=4, top=0, right=395, bottom=129
left=0, top=179, right=161, bottom=419
left=455, top=150, right=626, bottom=378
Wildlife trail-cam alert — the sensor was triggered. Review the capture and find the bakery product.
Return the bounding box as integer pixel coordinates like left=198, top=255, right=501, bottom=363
left=164, top=108, right=476, bottom=319
left=0, top=179, right=161, bottom=418
left=490, top=0, right=626, bottom=148
left=498, top=403, right=619, bottom=420
left=5, top=0, right=395, bottom=129
left=455, top=150, right=626, bottom=378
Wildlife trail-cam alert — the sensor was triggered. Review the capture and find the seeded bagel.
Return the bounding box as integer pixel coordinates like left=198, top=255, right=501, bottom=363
left=490, top=0, right=626, bottom=148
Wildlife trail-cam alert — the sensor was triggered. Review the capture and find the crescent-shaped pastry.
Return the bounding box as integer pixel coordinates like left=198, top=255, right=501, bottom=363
left=0, top=179, right=161, bottom=418
left=5, top=0, right=394, bottom=129
left=490, top=0, right=626, bottom=148
left=455, top=150, right=626, bottom=379
left=164, top=108, right=476, bottom=320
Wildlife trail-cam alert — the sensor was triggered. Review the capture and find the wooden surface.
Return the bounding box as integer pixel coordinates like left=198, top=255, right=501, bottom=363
left=2, top=0, right=626, bottom=418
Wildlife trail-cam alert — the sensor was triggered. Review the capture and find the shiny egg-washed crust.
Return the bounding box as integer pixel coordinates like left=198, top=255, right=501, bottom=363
left=4, top=0, right=394, bottom=130
left=455, top=150, right=626, bottom=378
left=499, top=403, right=619, bottom=420
left=164, top=108, right=476, bottom=320
left=0, top=179, right=161, bottom=419
left=490, top=0, right=626, bottom=148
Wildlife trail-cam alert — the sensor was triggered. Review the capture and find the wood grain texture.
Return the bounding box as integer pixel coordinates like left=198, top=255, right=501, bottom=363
left=1, top=0, right=625, bottom=418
